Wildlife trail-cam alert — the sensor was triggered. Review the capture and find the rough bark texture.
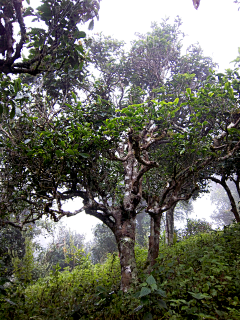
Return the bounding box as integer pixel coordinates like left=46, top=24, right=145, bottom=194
left=147, top=214, right=162, bottom=268
left=113, top=213, right=137, bottom=292
left=165, top=204, right=176, bottom=245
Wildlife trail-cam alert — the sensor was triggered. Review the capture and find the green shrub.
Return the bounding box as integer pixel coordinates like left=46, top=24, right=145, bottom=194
left=1, top=223, right=240, bottom=320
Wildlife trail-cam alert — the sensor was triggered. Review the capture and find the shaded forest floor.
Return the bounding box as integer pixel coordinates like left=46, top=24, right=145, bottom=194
left=1, top=223, right=240, bottom=320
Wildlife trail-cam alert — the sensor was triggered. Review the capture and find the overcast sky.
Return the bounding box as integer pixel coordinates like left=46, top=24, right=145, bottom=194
left=83, top=0, right=240, bottom=71
left=41, top=0, right=240, bottom=240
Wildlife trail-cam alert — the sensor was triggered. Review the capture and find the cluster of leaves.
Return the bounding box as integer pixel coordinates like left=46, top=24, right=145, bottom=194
left=0, top=0, right=100, bottom=75
left=1, top=223, right=240, bottom=319
left=177, top=218, right=213, bottom=239
left=0, top=74, right=30, bottom=120
left=37, top=225, right=87, bottom=273
left=1, top=13, right=240, bottom=293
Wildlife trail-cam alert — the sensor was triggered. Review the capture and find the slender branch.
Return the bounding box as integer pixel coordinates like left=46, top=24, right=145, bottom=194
left=10, top=0, right=27, bottom=64
left=0, top=124, right=16, bottom=145
left=132, top=137, right=159, bottom=167
left=51, top=205, right=87, bottom=221
left=107, top=150, right=132, bottom=162
left=213, top=116, right=240, bottom=148
left=218, top=139, right=240, bottom=161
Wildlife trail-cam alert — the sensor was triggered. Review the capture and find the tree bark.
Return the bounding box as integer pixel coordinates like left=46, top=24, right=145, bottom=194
left=165, top=204, right=176, bottom=245
left=208, top=176, right=240, bottom=223
left=222, top=179, right=240, bottom=223
left=147, top=214, right=162, bottom=268
left=113, top=213, right=138, bottom=292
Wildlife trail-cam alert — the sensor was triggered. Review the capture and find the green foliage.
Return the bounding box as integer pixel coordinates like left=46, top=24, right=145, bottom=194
left=0, top=253, right=121, bottom=319
left=178, top=218, right=213, bottom=239
left=33, top=226, right=87, bottom=280
left=0, top=225, right=26, bottom=278
left=150, top=223, right=240, bottom=319
left=1, top=14, right=240, bottom=298
left=0, top=75, right=30, bottom=120
left=1, top=224, right=240, bottom=319
left=12, top=237, right=34, bottom=285
left=90, top=223, right=118, bottom=264
left=210, top=180, right=239, bottom=227
left=0, top=0, right=100, bottom=75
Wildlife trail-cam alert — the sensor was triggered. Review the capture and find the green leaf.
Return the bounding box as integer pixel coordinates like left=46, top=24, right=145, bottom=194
left=78, top=31, right=86, bottom=38
left=125, top=111, right=133, bottom=117
left=23, top=6, right=34, bottom=17
left=150, top=283, right=157, bottom=291
left=79, top=61, right=84, bottom=70
left=65, top=103, right=73, bottom=111
left=188, top=292, right=211, bottom=300
left=157, top=299, right=167, bottom=309
left=26, top=0, right=30, bottom=4
left=58, top=141, right=65, bottom=147
left=140, top=282, right=147, bottom=287
left=139, top=287, right=151, bottom=298
left=180, top=148, right=185, bottom=155
left=215, top=310, right=225, bottom=317
left=186, top=88, right=192, bottom=95
left=79, top=153, right=90, bottom=158
left=107, top=123, right=114, bottom=130
left=72, top=92, right=77, bottom=102
left=224, top=82, right=230, bottom=90
left=96, top=285, right=107, bottom=293
left=88, top=20, right=94, bottom=30
left=156, top=288, right=167, bottom=297
left=143, top=312, right=152, bottom=320
left=173, top=97, right=179, bottom=105
left=10, top=106, right=15, bottom=119
left=14, top=78, right=21, bottom=93
left=146, top=275, right=156, bottom=286
left=66, top=149, right=75, bottom=155
left=55, top=150, right=63, bottom=158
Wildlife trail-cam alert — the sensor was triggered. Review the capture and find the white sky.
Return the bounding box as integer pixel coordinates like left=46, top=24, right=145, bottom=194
left=35, top=0, right=240, bottom=240
left=82, top=0, right=240, bottom=71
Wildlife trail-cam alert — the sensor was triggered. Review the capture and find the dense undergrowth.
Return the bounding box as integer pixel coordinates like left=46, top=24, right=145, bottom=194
left=1, top=223, right=240, bottom=320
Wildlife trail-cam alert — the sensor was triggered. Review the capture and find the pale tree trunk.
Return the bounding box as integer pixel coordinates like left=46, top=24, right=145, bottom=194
left=113, top=213, right=137, bottom=292
left=147, top=214, right=162, bottom=268
left=165, top=204, right=176, bottom=245
left=209, top=176, right=240, bottom=223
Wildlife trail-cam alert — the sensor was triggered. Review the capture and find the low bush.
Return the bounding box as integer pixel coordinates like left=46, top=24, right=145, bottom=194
left=1, top=223, right=240, bottom=319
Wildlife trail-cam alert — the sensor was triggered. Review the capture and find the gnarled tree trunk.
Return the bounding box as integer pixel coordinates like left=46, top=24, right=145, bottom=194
left=113, top=212, right=137, bottom=292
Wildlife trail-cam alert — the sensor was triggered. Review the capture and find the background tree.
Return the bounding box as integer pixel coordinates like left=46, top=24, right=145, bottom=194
left=0, top=225, right=25, bottom=278
left=178, top=218, right=212, bottom=239
left=84, top=22, right=217, bottom=258
left=203, top=68, right=240, bottom=223
left=210, top=181, right=239, bottom=227
left=90, top=223, right=117, bottom=264
left=37, top=225, right=86, bottom=272
left=1, top=21, right=240, bottom=291
left=0, top=217, right=55, bottom=279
